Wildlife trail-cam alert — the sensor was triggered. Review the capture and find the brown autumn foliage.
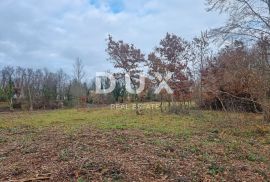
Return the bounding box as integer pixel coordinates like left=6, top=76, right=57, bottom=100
left=148, top=33, right=193, bottom=110
left=201, top=41, right=266, bottom=112
left=106, top=35, right=145, bottom=114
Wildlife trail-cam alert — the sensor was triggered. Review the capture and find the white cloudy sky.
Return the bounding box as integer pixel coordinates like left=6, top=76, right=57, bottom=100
left=0, top=0, right=225, bottom=76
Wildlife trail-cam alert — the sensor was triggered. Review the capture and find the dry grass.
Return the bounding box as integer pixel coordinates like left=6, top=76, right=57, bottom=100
left=0, top=107, right=269, bottom=181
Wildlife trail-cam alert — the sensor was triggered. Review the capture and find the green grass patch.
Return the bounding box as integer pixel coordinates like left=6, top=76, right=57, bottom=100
left=0, top=108, right=199, bottom=135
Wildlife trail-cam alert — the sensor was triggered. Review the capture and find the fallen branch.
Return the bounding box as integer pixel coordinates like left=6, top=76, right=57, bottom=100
left=9, top=175, right=51, bottom=182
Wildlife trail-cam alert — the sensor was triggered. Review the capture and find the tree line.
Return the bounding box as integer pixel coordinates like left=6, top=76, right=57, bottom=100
left=1, top=0, right=270, bottom=121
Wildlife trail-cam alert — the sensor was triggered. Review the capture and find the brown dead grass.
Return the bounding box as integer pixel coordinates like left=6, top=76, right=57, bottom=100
left=0, top=109, right=270, bottom=181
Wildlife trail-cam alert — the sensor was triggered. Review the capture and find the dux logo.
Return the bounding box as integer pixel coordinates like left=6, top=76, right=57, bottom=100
left=96, top=72, right=173, bottom=95
left=153, top=72, right=173, bottom=94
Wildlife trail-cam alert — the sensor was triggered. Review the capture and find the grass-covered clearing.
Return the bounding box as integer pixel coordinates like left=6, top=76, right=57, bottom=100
left=0, top=107, right=269, bottom=181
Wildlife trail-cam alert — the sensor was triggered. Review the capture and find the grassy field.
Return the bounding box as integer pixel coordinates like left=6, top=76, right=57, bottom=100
left=0, top=107, right=270, bottom=181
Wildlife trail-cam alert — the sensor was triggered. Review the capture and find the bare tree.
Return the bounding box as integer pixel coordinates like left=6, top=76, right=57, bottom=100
left=25, top=68, right=34, bottom=111
left=207, top=0, right=270, bottom=40
left=191, top=31, right=210, bottom=106
left=73, top=58, right=86, bottom=84
left=1, top=67, right=15, bottom=111
left=56, top=69, right=69, bottom=101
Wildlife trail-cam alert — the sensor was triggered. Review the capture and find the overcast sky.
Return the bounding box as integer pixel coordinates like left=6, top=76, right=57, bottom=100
left=0, top=0, right=225, bottom=77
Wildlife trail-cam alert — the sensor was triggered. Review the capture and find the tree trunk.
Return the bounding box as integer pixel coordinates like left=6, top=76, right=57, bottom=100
left=263, top=108, right=270, bottom=122
left=262, top=38, right=270, bottom=122
left=160, top=94, right=163, bottom=113
left=130, top=78, right=141, bottom=115
left=135, top=94, right=140, bottom=115
left=9, top=97, right=14, bottom=111
left=28, top=85, right=33, bottom=111
left=262, top=98, right=270, bottom=122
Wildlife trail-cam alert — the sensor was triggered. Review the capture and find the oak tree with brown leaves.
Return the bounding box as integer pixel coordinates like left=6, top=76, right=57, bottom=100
left=148, top=33, right=193, bottom=111
left=106, top=35, right=145, bottom=114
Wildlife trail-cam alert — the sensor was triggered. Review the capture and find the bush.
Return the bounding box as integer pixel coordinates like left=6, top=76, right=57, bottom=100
left=201, top=93, right=262, bottom=113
